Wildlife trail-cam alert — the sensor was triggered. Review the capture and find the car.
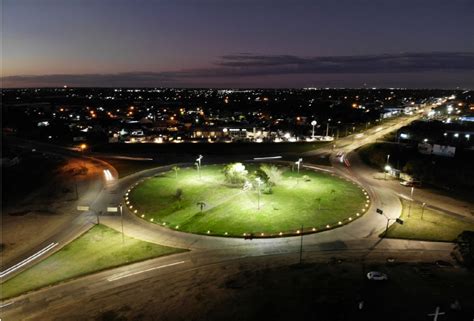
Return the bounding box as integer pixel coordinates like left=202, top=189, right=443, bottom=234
left=367, top=271, right=388, bottom=281
left=400, top=180, right=422, bottom=187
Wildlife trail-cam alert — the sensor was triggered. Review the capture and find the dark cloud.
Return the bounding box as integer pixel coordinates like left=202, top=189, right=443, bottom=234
left=3, top=52, right=474, bottom=87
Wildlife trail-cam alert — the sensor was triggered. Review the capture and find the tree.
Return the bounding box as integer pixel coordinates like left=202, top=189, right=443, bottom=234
left=197, top=201, right=206, bottom=212
left=260, top=164, right=284, bottom=188
left=172, top=165, right=180, bottom=179
left=454, top=231, right=474, bottom=268
left=223, top=163, right=248, bottom=185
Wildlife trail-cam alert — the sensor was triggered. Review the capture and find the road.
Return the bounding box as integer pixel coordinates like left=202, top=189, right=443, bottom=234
left=1, top=110, right=468, bottom=320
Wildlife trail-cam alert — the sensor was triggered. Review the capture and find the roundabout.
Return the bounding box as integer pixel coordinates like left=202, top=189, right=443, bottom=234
left=125, top=162, right=369, bottom=237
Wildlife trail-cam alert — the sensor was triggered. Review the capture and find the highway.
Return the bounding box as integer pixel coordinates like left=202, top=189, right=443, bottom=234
left=0, top=110, right=466, bottom=321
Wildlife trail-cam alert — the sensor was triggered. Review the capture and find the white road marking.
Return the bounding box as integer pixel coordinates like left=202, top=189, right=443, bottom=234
left=302, top=164, right=333, bottom=173
left=253, top=156, right=282, bottom=160
left=0, top=301, right=14, bottom=309
left=397, top=193, right=413, bottom=201
left=0, top=242, right=59, bottom=278
left=107, top=261, right=186, bottom=282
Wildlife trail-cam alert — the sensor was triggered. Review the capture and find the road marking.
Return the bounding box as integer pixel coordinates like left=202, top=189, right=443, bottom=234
left=397, top=193, right=413, bottom=201
left=107, top=261, right=186, bottom=282
left=302, top=164, right=333, bottom=173
left=0, top=242, right=59, bottom=278
left=253, top=156, right=282, bottom=160
left=0, top=301, right=14, bottom=309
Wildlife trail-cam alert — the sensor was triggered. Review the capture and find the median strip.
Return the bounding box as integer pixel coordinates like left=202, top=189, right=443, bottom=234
left=0, top=242, right=59, bottom=279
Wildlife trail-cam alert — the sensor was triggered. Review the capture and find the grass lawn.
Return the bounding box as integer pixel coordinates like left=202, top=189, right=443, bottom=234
left=128, top=164, right=367, bottom=237
left=385, top=199, right=474, bottom=242
left=1, top=225, right=186, bottom=299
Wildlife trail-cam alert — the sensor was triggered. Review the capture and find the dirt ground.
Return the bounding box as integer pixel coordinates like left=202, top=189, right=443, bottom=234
left=92, top=258, right=473, bottom=321
left=1, top=157, right=102, bottom=266
left=21, top=251, right=471, bottom=321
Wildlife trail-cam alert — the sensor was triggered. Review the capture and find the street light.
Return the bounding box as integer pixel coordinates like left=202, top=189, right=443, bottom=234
left=408, top=186, right=414, bottom=217
left=196, top=154, right=203, bottom=168
left=79, top=143, right=87, bottom=168
left=384, top=165, right=391, bottom=180
left=119, top=204, right=124, bottom=244
left=255, top=177, right=262, bottom=210
left=326, top=119, right=331, bottom=137
left=195, top=162, right=201, bottom=179
left=311, top=120, right=317, bottom=139
left=384, top=154, right=391, bottom=180
left=196, top=155, right=203, bottom=179
left=295, top=158, right=303, bottom=174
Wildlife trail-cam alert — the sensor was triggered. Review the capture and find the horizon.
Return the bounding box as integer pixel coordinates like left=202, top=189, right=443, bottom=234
left=3, top=0, right=474, bottom=88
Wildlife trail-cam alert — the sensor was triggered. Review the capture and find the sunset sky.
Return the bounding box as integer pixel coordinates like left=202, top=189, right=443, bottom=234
left=2, top=0, right=474, bottom=88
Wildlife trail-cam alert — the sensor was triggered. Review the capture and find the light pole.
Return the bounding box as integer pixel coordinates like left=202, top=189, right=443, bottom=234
left=311, top=120, right=317, bottom=139
left=421, top=202, right=426, bottom=220
left=384, top=154, right=391, bottom=180
left=195, top=162, right=201, bottom=179
left=80, top=143, right=87, bottom=168
left=119, top=204, right=124, bottom=244
left=408, top=186, right=414, bottom=217
left=326, top=119, right=331, bottom=137
left=255, top=177, right=262, bottom=210
left=384, top=165, right=391, bottom=180
left=295, top=158, right=303, bottom=174
left=196, top=155, right=203, bottom=179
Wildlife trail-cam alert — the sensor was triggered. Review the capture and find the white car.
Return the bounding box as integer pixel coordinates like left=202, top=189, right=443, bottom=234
left=367, top=271, right=388, bottom=281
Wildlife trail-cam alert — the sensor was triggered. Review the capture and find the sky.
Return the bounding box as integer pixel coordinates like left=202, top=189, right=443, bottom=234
left=2, top=0, right=474, bottom=88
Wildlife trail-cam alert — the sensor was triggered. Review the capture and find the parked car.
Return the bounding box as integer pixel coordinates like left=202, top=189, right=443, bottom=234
left=367, top=271, right=388, bottom=281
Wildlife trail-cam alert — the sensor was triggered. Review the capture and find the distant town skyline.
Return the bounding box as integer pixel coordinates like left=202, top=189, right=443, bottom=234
left=3, top=0, right=474, bottom=88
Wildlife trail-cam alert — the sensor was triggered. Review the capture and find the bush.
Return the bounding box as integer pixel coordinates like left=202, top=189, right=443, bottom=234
left=223, top=163, right=248, bottom=185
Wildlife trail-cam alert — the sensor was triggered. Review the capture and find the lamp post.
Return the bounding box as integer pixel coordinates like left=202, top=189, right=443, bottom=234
left=384, top=165, right=391, bottom=180
left=119, top=203, right=124, bottom=244
left=326, top=119, right=331, bottom=137
left=80, top=143, right=87, bottom=168
left=311, top=120, right=317, bottom=139
left=295, top=158, right=303, bottom=174
left=408, top=186, right=414, bottom=217
left=421, top=202, right=426, bottom=220
left=196, top=155, right=203, bottom=179
left=195, top=162, right=201, bottom=179
left=384, top=154, right=391, bottom=180
left=255, top=177, right=262, bottom=210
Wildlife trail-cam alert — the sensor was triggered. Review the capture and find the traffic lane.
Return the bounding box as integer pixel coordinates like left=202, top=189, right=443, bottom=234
left=1, top=243, right=453, bottom=321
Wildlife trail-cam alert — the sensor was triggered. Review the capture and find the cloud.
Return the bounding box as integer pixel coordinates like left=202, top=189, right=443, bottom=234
left=3, top=52, right=474, bottom=87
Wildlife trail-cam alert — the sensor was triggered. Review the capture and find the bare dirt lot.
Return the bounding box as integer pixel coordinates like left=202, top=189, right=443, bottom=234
left=19, top=251, right=473, bottom=321
left=2, top=155, right=102, bottom=266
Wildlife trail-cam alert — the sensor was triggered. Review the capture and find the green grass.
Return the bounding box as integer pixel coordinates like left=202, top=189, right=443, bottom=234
left=129, top=164, right=367, bottom=236
left=1, top=225, right=186, bottom=299
left=385, top=200, right=474, bottom=242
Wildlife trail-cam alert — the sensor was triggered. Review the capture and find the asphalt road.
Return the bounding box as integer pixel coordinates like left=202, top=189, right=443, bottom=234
left=1, top=109, right=466, bottom=320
